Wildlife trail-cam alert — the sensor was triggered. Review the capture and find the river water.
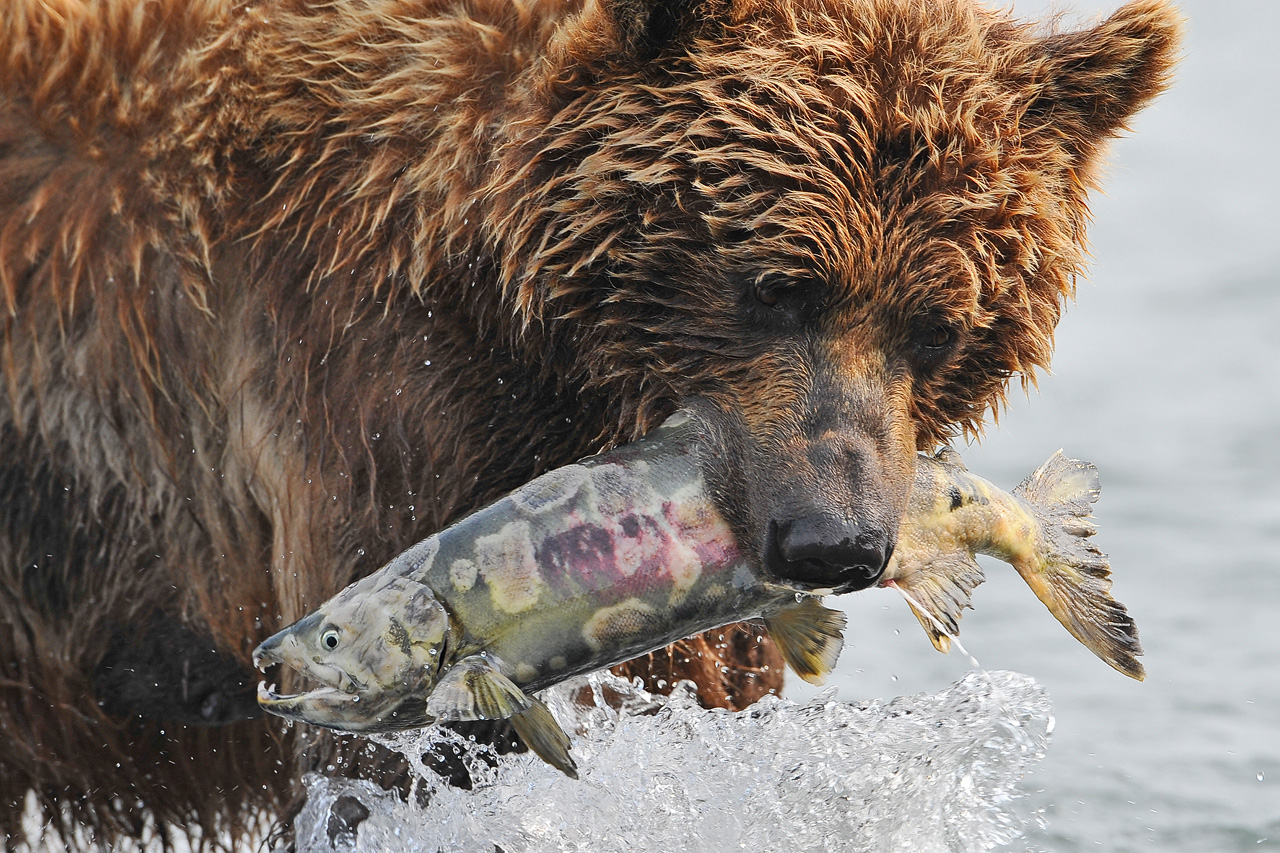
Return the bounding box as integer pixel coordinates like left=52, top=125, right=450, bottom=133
left=800, top=1, right=1278, bottom=849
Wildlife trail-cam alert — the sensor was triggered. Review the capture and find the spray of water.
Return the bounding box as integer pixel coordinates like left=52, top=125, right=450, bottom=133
left=294, top=665, right=1053, bottom=853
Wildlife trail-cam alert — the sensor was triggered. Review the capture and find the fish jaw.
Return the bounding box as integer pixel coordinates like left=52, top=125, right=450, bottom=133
left=255, top=681, right=425, bottom=732
left=254, top=618, right=430, bottom=731
left=253, top=576, right=453, bottom=730
left=253, top=619, right=384, bottom=728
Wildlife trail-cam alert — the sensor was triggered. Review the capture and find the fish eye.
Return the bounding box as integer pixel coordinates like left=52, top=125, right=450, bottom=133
left=320, top=628, right=340, bottom=651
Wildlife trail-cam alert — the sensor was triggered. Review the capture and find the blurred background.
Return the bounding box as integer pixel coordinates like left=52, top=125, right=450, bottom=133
left=789, top=1, right=1280, bottom=849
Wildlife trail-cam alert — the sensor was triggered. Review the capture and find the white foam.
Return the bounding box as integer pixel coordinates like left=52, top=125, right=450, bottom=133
left=295, top=670, right=1052, bottom=853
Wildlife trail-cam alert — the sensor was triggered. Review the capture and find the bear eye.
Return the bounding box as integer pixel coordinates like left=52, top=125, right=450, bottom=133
left=920, top=324, right=956, bottom=351
left=320, top=628, right=341, bottom=651
left=754, top=283, right=780, bottom=307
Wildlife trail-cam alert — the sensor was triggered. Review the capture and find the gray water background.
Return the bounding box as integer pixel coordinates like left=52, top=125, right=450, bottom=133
left=788, top=1, right=1280, bottom=849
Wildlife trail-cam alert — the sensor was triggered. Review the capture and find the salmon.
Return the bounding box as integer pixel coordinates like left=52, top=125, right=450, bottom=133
left=253, top=412, right=1141, bottom=777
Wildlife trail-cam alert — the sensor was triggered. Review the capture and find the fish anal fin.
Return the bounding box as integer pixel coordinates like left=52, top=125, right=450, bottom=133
left=907, top=600, right=954, bottom=655
left=511, top=697, right=579, bottom=779
left=764, top=596, right=847, bottom=685
left=426, top=654, right=531, bottom=722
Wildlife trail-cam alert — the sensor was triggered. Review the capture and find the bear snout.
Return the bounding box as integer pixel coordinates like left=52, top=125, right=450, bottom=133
left=766, top=515, right=893, bottom=593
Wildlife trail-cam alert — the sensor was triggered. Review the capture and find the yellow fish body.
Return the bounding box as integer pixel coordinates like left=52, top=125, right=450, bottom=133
left=884, top=448, right=1143, bottom=681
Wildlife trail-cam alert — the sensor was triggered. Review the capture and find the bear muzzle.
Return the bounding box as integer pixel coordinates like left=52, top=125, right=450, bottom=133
left=766, top=515, right=893, bottom=593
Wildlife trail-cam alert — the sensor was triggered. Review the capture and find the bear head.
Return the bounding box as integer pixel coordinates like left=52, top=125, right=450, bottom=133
left=487, top=0, right=1181, bottom=592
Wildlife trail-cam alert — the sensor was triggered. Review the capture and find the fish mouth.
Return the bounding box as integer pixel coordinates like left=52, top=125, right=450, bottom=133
left=256, top=680, right=427, bottom=732
left=254, top=650, right=392, bottom=730
left=251, top=635, right=283, bottom=673
left=253, top=632, right=372, bottom=728
left=257, top=681, right=353, bottom=713
left=257, top=680, right=376, bottom=731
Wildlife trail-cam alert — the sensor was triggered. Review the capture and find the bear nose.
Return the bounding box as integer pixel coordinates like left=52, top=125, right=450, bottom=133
left=769, top=516, right=891, bottom=593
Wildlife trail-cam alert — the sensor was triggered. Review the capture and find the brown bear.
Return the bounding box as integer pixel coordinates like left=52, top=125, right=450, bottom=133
left=0, top=0, right=1179, bottom=847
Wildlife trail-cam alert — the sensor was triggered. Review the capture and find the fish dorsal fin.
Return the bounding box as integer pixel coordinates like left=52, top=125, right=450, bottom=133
left=1012, top=450, right=1100, bottom=516
left=933, top=446, right=967, bottom=470
left=426, top=654, right=531, bottom=722
left=764, top=596, right=847, bottom=685
left=890, top=553, right=986, bottom=654
left=511, top=697, right=579, bottom=780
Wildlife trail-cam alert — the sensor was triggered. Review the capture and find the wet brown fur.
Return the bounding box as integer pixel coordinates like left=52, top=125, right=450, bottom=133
left=0, top=0, right=1179, bottom=847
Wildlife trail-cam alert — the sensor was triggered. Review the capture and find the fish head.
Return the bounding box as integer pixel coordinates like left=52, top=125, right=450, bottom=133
left=253, top=573, right=450, bottom=731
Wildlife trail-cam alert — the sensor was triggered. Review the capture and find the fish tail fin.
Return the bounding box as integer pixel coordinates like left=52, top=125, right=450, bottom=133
left=887, top=553, right=985, bottom=654
left=764, top=596, right=847, bottom=685
left=1013, top=452, right=1145, bottom=681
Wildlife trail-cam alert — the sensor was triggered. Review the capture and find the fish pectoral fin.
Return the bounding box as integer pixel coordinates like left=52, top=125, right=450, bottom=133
left=890, top=553, right=986, bottom=654
left=511, top=697, right=579, bottom=780
left=764, top=596, right=847, bottom=685
left=426, top=655, right=532, bottom=722
left=426, top=656, right=579, bottom=779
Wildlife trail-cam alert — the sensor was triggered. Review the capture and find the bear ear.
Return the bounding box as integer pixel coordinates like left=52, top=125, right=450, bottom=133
left=1021, top=0, right=1183, bottom=159
left=598, top=0, right=729, bottom=61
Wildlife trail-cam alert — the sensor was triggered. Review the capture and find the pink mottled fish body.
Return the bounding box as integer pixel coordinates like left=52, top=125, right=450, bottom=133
left=381, top=411, right=783, bottom=691
left=252, top=412, right=838, bottom=777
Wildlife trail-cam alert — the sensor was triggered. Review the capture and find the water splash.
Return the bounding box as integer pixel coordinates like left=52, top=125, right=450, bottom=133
left=294, top=670, right=1052, bottom=853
